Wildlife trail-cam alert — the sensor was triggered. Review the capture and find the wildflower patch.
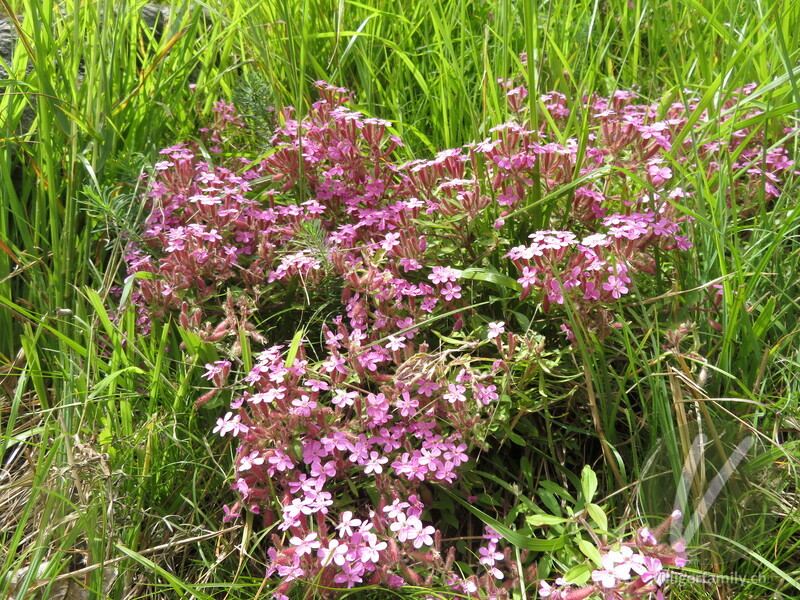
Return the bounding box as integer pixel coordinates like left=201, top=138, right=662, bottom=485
left=122, top=75, right=796, bottom=599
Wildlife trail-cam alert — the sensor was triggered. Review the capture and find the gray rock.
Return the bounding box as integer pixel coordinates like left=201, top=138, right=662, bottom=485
left=140, top=4, right=172, bottom=33
left=0, top=18, right=19, bottom=81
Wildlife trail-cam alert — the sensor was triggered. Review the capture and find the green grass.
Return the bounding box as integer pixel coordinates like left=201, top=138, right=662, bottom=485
left=1, top=0, right=799, bottom=599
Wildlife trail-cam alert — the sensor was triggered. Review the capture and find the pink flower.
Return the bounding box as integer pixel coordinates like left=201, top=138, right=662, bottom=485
left=417, top=379, right=440, bottom=397
left=591, top=547, right=635, bottom=588
left=319, top=539, right=349, bottom=567
left=478, top=544, right=504, bottom=567
left=487, top=321, right=505, bottom=339
left=396, top=391, right=419, bottom=417
left=332, top=388, right=358, bottom=407
left=290, top=532, right=321, bottom=556
left=381, top=231, right=401, bottom=251
left=474, top=382, right=498, bottom=405
left=310, top=459, right=337, bottom=479
left=363, top=451, right=389, bottom=475
left=238, top=451, right=264, bottom=472
left=212, top=412, right=249, bottom=437
left=443, top=442, right=469, bottom=465
left=389, top=514, right=434, bottom=548
left=358, top=531, right=387, bottom=563
left=267, top=449, right=294, bottom=472
left=332, top=562, right=364, bottom=588
left=385, top=335, right=406, bottom=351
left=383, top=498, right=411, bottom=520
left=602, top=275, right=629, bottom=299
left=290, top=395, right=317, bottom=417
left=443, top=383, right=467, bottom=403
left=202, top=360, right=231, bottom=383
left=440, top=282, right=462, bottom=301
left=434, top=460, right=457, bottom=483
left=517, top=266, right=538, bottom=288
left=335, top=511, right=363, bottom=537
left=275, top=561, right=304, bottom=582
left=428, top=265, right=459, bottom=284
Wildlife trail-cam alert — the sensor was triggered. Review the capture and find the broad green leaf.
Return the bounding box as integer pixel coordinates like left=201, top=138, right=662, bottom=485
left=539, top=480, right=576, bottom=504
left=581, top=465, right=598, bottom=504
left=457, top=268, right=522, bottom=293
left=537, top=488, right=563, bottom=517
left=578, top=539, right=603, bottom=569
left=504, top=426, right=526, bottom=446
left=587, top=503, right=608, bottom=532
left=563, top=563, right=592, bottom=586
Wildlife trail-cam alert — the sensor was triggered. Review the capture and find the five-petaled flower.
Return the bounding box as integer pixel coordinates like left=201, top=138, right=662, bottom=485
left=487, top=321, right=505, bottom=339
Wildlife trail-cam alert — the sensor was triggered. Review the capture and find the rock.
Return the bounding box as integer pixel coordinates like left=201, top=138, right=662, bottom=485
left=0, top=18, right=20, bottom=81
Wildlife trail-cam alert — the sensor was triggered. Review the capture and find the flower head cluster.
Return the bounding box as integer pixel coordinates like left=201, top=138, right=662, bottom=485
left=116, top=72, right=795, bottom=598
left=126, top=75, right=794, bottom=342
left=217, top=334, right=502, bottom=597
left=503, top=212, right=688, bottom=335
left=540, top=511, right=688, bottom=599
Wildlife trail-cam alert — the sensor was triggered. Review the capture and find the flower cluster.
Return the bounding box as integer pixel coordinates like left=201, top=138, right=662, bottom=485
left=120, top=72, right=794, bottom=598
left=124, top=76, right=798, bottom=344
left=398, top=82, right=795, bottom=336
left=540, top=511, right=687, bottom=600
left=213, top=335, right=512, bottom=597
left=503, top=212, right=688, bottom=336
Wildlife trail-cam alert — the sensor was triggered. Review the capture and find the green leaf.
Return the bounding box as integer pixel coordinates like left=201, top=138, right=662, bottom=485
left=587, top=503, right=608, bottom=532
left=115, top=544, right=201, bottom=598
left=752, top=296, right=776, bottom=340
left=84, top=288, right=118, bottom=342
left=526, top=514, right=570, bottom=526
left=0, top=294, right=88, bottom=358
left=511, top=310, right=531, bottom=331
left=709, top=534, right=800, bottom=590
left=457, top=267, right=522, bottom=293
left=284, top=327, right=305, bottom=369
left=537, top=488, right=563, bottom=517
left=432, top=329, right=467, bottom=345
left=88, top=367, right=145, bottom=400
left=177, top=326, right=204, bottom=356
left=474, top=470, right=539, bottom=512
left=120, top=399, right=133, bottom=438
left=581, top=465, right=598, bottom=504
left=99, top=415, right=113, bottom=447
left=563, top=563, right=592, bottom=586
left=439, top=487, right=566, bottom=551
left=520, top=455, right=534, bottom=490
left=119, top=270, right=154, bottom=309
left=239, top=325, right=253, bottom=374
left=578, top=539, right=603, bottom=569
left=504, top=425, right=526, bottom=446
left=539, top=480, right=576, bottom=504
